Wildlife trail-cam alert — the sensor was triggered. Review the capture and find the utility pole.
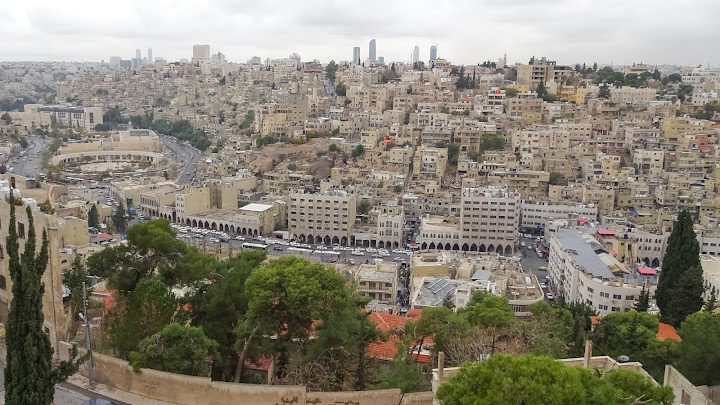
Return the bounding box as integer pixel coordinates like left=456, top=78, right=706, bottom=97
left=82, top=281, right=95, bottom=386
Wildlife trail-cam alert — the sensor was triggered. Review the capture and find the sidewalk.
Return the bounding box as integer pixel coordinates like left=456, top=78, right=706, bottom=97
left=66, top=373, right=178, bottom=405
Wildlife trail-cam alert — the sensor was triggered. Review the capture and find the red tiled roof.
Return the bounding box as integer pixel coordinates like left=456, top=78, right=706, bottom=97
left=244, top=355, right=273, bottom=371
left=366, top=312, right=432, bottom=363
left=591, top=316, right=680, bottom=342
left=656, top=323, right=681, bottom=342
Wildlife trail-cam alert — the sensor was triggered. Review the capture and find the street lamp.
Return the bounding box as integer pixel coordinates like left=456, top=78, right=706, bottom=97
left=79, top=281, right=95, bottom=386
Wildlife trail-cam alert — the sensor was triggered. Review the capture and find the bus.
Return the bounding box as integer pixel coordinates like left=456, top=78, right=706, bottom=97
left=287, top=247, right=313, bottom=254
left=242, top=242, right=268, bottom=250
left=313, top=250, right=341, bottom=263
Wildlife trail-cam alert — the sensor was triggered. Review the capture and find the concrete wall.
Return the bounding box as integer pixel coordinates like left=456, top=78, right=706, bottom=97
left=663, top=365, right=714, bottom=405
left=60, top=342, right=434, bottom=405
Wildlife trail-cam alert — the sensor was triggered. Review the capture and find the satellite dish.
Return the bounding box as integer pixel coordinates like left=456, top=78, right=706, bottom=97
left=617, top=355, right=630, bottom=363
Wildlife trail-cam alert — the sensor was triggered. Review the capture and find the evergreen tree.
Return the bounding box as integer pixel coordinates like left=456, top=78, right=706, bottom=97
left=657, top=211, right=702, bottom=327
left=598, top=84, right=611, bottom=99
left=634, top=286, right=650, bottom=312
left=87, top=204, right=99, bottom=228
left=705, top=288, right=717, bottom=313
left=4, top=199, right=83, bottom=404
left=112, top=204, right=127, bottom=233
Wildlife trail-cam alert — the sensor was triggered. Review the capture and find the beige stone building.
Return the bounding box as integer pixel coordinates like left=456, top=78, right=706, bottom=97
left=289, top=189, right=357, bottom=246
left=356, top=263, right=398, bottom=304
left=459, top=184, right=520, bottom=255
left=413, top=146, right=448, bottom=178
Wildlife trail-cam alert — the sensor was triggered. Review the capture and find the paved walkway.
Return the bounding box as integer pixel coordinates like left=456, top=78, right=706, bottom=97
left=66, top=373, right=178, bottom=405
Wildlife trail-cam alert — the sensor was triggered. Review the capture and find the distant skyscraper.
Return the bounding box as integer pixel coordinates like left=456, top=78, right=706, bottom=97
left=147, top=48, right=153, bottom=64
left=378, top=56, right=385, bottom=64
left=109, top=56, right=121, bottom=68
left=136, top=49, right=142, bottom=65
left=353, top=47, right=361, bottom=64
left=430, top=45, right=437, bottom=60
left=369, top=39, right=376, bottom=61
left=412, top=46, right=420, bottom=64
left=192, top=44, right=211, bottom=65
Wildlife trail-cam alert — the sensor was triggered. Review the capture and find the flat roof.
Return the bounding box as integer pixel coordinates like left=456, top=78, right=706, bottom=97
left=556, top=228, right=616, bottom=279
left=241, top=203, right=273, bottom=212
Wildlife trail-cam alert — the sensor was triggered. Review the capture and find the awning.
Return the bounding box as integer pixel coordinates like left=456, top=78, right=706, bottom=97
left=637, top=268, right=657, bottom=275
left=609, top=250, right=617, bottom=257
left=597, top=230, right=615, bottom=236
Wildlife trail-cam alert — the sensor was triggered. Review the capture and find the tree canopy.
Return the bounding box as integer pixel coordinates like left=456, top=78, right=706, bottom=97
left=436, top=354, right=673, bottom=405
left=675, top=311, right=720, bottom=386
left=129, top=323, right=217, bottom=377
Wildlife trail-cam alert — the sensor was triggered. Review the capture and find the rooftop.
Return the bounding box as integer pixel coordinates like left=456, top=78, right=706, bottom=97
left=240, top=203, right=273, bottom=212
left=555, top=228, right=617, bottom=279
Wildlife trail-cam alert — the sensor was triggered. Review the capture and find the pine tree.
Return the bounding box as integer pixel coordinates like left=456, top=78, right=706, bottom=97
left=704, top=288, right=717, bottom=313
left=657, top=211, right=702, bottom=327
left=88, top=205, right=99, bottom=229
left=633, top=286, right=650, bottom=312
left=598, top=84, right=611, bottom=99
left=4, top=198, right=83, bottom=404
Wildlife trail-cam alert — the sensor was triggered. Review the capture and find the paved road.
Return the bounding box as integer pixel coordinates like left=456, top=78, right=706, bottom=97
left=518, top=236, right=551, bottom=300
left=159, top=135, right=202, bottom=185
left=0, top=358, right=127, bottom=405
left=5, top=134, right=50, bottom=178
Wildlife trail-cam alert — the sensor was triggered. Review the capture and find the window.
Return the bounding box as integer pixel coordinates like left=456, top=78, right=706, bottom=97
left=600, top=292, right=610, bottom=298
left=0, top=245, right=3, bottom=259
left=612, top=294, right=622, bottom=300
left=17, top=222, right=25, bottom=238
left=611, top=307, right=620, bottom=312
left=587, top=287, right=594, bottom=293
left=625, top=295, right=635, bottom=300
left=0, top=275, right=5, bottom=290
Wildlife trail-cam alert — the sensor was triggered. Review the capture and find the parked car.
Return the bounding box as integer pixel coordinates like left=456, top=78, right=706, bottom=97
left=545, top=293, right=554, bottom=300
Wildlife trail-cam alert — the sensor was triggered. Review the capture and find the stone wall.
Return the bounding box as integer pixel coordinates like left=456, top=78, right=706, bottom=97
left=60, top=342, right=434, bottom=405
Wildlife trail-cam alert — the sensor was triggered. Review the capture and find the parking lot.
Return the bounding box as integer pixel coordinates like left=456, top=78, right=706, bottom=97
left=518, top=235, right=552, bottom=301
left=171, top=223, right=413, bottom=265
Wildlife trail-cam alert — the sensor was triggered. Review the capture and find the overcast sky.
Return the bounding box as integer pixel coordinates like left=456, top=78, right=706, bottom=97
left=2, top=0, right=719, bottom=67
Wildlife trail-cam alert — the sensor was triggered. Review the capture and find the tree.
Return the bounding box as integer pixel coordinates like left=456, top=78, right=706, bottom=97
left=436, top=354, right=673, bottom=405
left=481, top=135, right=505, bottom=151
left=357, top=198, right=371, bottom=215
left=704, top=288, right=717, bottom=313
left=598, top=84, right=611, bottom=99
left=87, top=204, right=99, bottom=228
left=634, top=286, right=650, bottom=312
left=536, top=82, right=549, bottom=99
left=112, top=204, right=127, bottom=233
left=378, top=342, right=424, bottom=393
left=328, top=143, right=341, bottom=153
left=4, top=200, right=84, bottom=405
left=233, top=257, right=349, bottom=382
left=129, top=323, right=218, bottom=377
left=675, top=312, right=720, bottom=386
left=1, top=112, right=12, bottom=125
left=352, top=144, right=365, bottom=158
left=325, top=60, right=338, bottom=82
left=657, top=211, right=702, bottom=327
left=548, top=172, right=562, bottom=185
left=186, top=250, right=267, bottom=381
left=107, top=277, right=177, bottom=359
left=462, top=291, right=515, bottom=330
left=335, top=82, right=347, bottom=97
left=503, top=88, right=518, bottom=98
left=677, top=84, right=693, bottom=103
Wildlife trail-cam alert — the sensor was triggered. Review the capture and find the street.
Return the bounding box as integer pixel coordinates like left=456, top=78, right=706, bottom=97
left=517, top=236, right=551, bottom=300
left=0, top=357, right=127, bottom=405
left=159, top=135, right=202, bottom=185
left=4, top=134, right=50, bottom=179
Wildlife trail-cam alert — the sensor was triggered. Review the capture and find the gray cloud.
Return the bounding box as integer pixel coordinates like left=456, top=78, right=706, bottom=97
left=1, top=0, right=719, bottom=66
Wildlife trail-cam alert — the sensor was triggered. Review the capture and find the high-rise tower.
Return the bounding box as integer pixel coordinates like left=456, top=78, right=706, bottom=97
left=369, top=39, right=376, bottom=61
left=430, top=45, right=437, bottom=60
left=353, top=47, right=361, bottom=64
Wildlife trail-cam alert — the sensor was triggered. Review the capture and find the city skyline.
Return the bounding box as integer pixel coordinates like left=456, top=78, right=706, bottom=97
left=1, top=0, right=719, bottom=66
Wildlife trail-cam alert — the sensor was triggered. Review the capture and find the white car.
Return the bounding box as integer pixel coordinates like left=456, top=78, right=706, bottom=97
left=352, top=250, right=365, bottom=256
left=235, top=235, right=245, bottom=240
left=546, top=293, right=554, bottom=300
left=366, top=248, right=377, bottom=253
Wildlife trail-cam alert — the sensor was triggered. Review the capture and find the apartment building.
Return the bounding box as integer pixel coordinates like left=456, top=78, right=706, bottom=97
left=413, top=146, right=448, bottom=178
left=506, top=93, right=543, bottom=123
left=548, top=227, right=657, bottom=316
left=516, top=57, right=570, bottom=90
left=377, top=203, right=405, bottom=249
left=520, top=201, right=598, bottom=230
left=289, top=189, right=357, bottom=246
left=700, top=255, right=720, bottom=304
left=610, top=86, right=657, bottom=106
left=416, top=215, right=462, bottom=251
left=32, top=104, right=103, bottom=130
left=633, top=149, right=665, bottom=177
left=356, top=263, right=398, bottom=304
left=459, top=185, right=520, bottom=255
left=0, top=175, right=88, bottom=356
